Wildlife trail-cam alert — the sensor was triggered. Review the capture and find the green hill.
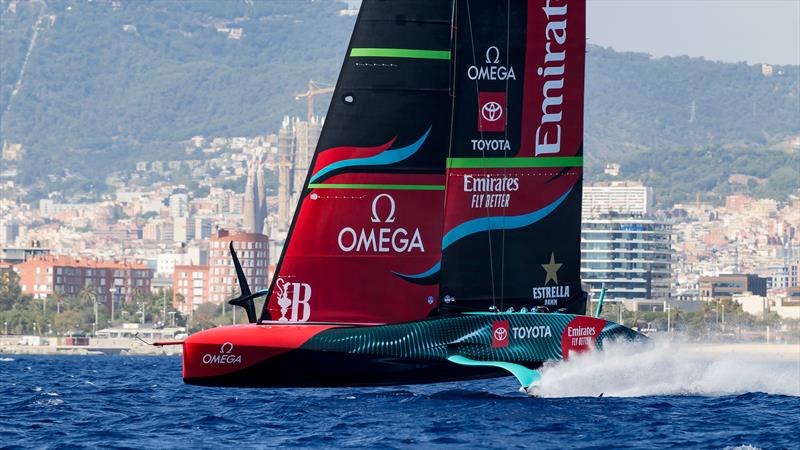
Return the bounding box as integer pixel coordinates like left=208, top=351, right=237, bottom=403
left=585, top=46, right=799, bottom=159
left=2, top=0, right=352, bottom=174
left=587, top=146, right=799, bottom=207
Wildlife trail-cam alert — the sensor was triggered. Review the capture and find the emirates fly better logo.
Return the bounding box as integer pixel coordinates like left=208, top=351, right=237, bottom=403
left=478, top=92, right=506, bottom=133
left=492, top=320, right=510, bottom=348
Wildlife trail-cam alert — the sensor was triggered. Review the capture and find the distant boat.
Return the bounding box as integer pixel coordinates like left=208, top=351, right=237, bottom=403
left=173, top=0, right=644, bottom=390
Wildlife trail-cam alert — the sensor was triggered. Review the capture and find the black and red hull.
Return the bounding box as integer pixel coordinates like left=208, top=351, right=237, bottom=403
left=183, top=313, right=642, bottom=388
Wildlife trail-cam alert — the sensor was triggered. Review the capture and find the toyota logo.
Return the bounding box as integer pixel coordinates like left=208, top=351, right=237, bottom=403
left=493, top=326, right=508, bottom=342
left=481, top=101, right=503, bottom=122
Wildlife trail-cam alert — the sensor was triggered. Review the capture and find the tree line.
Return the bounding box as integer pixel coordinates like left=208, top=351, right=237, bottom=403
left=0, top=271, right=243, bottom=336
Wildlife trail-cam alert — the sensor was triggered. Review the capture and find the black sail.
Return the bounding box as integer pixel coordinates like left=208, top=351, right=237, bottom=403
left=437, top=0, right=587, bottom=314
left=261, top=1, right=456, bottom=324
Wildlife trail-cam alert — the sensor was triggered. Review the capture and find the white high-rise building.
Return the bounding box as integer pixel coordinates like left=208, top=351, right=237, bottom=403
left=173, top=217, right=195, bottom=243
left=581, top=214, right=673, bottom=304
left=582, top=181, right=654, bottom=217
left=169, top=193, right=189, bottom=218
left=194, top=218, right=213, bottom=240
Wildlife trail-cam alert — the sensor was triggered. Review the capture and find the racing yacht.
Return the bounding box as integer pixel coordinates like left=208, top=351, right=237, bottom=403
left=174, top=0, right=644, bottom=390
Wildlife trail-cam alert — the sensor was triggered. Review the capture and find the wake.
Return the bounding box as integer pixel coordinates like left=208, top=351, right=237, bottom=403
left=529, top=339, right=800, bottom=398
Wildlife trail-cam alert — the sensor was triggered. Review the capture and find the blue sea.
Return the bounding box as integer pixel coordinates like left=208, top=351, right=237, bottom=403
left=1, top=349, right=798, bottom=449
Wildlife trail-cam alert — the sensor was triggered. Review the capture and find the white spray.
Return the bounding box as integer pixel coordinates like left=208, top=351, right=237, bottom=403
left=528, top=338, right=800, bottom=398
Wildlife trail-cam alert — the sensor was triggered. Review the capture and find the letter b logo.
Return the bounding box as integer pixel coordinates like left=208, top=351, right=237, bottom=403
left=290, top=282, right=312, bottom=322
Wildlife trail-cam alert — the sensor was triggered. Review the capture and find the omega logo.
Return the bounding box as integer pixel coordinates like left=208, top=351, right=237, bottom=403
left=485, top=46, right=500, bottom=64
left=201, top=341, right=242, bottom=364
left=468, top=46, right=516, bottom=81
left=370, top=193, right=396, bottom=223
left=338, top=194, right=424, bottom=254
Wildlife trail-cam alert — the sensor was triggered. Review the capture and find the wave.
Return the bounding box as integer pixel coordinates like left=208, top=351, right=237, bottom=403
left=529, top=339, right=800, bottom=398
left=33, top=398, right=64, bottom=407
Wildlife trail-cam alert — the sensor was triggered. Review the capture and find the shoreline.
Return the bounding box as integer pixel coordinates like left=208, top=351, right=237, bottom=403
left=0, top=346, right=182, bottom=356
left=0, top=336, right=182, bottom=356
left=2, top=340, right=797, bottom=361
left=677, top=342, right=800, bottom=362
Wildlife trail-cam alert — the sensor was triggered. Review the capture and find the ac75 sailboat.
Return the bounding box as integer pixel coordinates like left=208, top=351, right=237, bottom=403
left=175, top=0, right=644, bottom=390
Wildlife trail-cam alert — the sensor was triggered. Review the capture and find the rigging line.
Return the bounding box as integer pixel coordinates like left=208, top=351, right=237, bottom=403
left=440, top=0, right=459, bottom=306
left=466, top=0, right=497, bottom=308
left=499, top=0, right=511, bottom=312
left=444, top=0, right=458, bottom=165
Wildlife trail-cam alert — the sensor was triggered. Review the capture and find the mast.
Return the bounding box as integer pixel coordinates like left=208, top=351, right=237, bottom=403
left=434, top=0, right=587, bottom=314
left=260, top=0, right=455, bottom=323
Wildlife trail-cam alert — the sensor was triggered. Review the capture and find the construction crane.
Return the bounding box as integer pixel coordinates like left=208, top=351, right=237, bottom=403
left=295, top=80, right=335, bottom=122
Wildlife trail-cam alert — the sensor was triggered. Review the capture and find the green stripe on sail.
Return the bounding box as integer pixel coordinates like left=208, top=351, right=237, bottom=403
left=447, top=157, right=583, bottom=169
left=308, top=183, right=445, bottom=191
left=350, top=48, right=451, bottom=60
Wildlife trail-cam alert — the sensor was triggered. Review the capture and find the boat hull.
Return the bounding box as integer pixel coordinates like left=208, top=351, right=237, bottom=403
left=182, top=313, right=642, bottom=388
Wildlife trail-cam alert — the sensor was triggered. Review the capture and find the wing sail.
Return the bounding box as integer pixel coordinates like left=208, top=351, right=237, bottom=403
left=260, top=0, right=455, bottom=323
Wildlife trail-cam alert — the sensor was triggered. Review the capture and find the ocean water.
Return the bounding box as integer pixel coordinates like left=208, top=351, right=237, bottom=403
left=1, top=343, right=798, bottom=449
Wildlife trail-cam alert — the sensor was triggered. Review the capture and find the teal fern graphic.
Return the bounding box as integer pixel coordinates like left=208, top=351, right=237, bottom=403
left=302, top=313, right=642, bottom=363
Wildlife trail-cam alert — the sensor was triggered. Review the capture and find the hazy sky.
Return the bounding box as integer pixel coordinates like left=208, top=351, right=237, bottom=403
left=587, top=0, right=800, bottom=65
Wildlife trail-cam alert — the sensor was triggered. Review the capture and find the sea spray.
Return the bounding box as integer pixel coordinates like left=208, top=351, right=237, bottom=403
left=529, top=338, right=800, bottom=398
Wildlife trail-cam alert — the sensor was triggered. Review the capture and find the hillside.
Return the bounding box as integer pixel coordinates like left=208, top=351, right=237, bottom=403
left=1, top=0, right=798, bottom=202
left=1, top=0, right=352, bottom=173
left=585, top=46, right=799, bottom=159
left=586, top=146, right=800, bottom=207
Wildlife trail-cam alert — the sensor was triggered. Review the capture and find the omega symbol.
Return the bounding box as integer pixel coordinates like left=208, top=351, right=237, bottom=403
left=485, top=46, right=500, bottom=64
left=370, top=193, right=396, bottom=223
left=219, top=342, right=234, bottom=354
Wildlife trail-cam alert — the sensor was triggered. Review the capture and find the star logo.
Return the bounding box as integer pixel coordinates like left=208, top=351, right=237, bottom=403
left=541, top=252, right=563, bottom=285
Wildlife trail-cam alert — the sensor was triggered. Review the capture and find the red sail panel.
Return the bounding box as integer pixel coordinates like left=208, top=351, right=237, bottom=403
left=520, top=0, right=585, bottom=158
left=266, top=183, right=444, bottom=324
left=444, top=167, right=581, bottom=225
left=261, top=0, right=455, bottom=323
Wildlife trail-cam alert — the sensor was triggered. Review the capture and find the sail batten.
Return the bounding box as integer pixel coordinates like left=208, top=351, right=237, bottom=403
left=350, top=48, right=452, bottom=60
left=447, top=157, right=583, bottom=168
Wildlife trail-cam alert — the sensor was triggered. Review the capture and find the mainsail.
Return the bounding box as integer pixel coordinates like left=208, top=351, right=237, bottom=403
left=260, top=1, right=455, bottom=323
left=260, top=0, right=586, bottom=324
left=437, top=0, right=586, bottom=314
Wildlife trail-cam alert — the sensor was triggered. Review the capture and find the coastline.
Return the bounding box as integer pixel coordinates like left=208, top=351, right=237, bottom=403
left=677, top=342, right=800, bottom=362
left=0, top=336, right=181, bottom=356
left=3, top=336, right=798, bottom=361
